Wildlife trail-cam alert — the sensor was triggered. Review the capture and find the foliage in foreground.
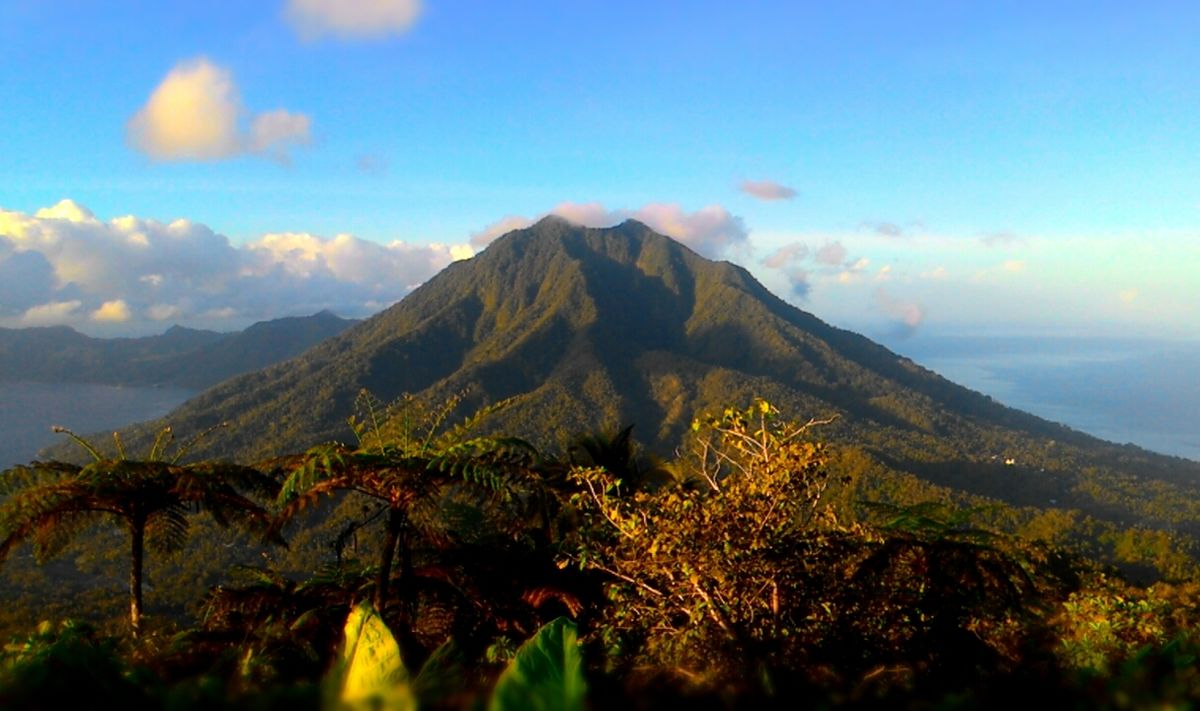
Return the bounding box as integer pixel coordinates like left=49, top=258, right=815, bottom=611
left=6, top=396, right=1200, bottom=707
left=0, top=426, right=280, bottom=636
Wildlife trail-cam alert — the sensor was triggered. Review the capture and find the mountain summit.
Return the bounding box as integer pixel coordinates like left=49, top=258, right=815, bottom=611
left=91, top=218, right=1200, bottom=549
left=115, top=217, right=979, bottom=458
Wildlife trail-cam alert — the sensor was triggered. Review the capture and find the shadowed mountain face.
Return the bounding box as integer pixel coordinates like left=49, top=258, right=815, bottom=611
left=0, top=311, right=355, bottom=390
left=81, top=218, right=1200, bottom=543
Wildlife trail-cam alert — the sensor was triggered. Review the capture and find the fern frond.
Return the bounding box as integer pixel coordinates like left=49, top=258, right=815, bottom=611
left=147, top=504, right=191, bottom=554
left=276, top=444, right=354, bottom=504
left=148, top=426, right=174, bottom=462
left=420, top=387, right=468, bottom=453
left=430, top=395, right=521, bottom=452
left=33, top=509, right=107, bottom=562
left=113, top=432, right=127, bottom=461
left=169, top=421, right=230, bottom=464
left=50, top=426, right=103, bottom=462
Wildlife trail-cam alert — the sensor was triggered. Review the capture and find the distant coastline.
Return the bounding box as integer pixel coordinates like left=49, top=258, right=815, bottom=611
left=893, top=335, right=1200, bottom=462
left=3, top=336, right=1195, bottom=469
left=0, top=382, right=196, bottom=469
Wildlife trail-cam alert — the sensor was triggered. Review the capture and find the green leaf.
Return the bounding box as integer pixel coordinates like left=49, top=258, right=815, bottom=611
left=412, top=637, right=465, bottom=707
left=336, top=600, right=415, bottom=711
left=489, top=617, right=585, bottom=711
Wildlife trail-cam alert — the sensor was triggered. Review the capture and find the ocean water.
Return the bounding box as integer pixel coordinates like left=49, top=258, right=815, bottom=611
left=893, top=336, right=1200, bottom=462
left=0, top=382, right=196, bottom=469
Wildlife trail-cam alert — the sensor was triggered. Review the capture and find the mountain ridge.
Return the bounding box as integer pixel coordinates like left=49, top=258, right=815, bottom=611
left=48, top=218, right=1200, bottom=560
left=0, top=311, right=356, bottom=390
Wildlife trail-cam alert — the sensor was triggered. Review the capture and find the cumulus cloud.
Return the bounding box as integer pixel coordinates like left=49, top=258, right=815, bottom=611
left=0, top=244, right=56, bottom=314
left=249, top=110, right=312, bottom=163
left=21, top=300, right=83, bottom=327
left=127, top=58, right=312, bottom=164
left=739, top=179, right=797, bottom=201
left=470, top=215, right=536, bottom=248
left=0, top=200, right=472, bottom=334
left=874, top=287, right=924, bottom=338
left=760, top=236, right=871, bottom=298
left=92, top=300, right=132, bottom=323
left=785, top=269, right=811, bottom=299
left=814, top=241, right=848, bottom=266
left=286, top=0, right=422, bottom=40
left=762, top=242, right=808, bottom=269
left=470, top=202, right=748, bottom=259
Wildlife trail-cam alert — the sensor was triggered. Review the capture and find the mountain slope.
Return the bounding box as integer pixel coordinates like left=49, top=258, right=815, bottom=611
left=89, top=218, right=1200, bottom=549
left=0, top=324, right=223, bottom=383
left=0, top=311, right=355, bottom=390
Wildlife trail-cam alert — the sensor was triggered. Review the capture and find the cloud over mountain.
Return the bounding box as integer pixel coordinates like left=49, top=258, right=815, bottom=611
left=127, top=58, right=311, bottom=163
left=0, top=200, right=470, bottom=333
left=470, top=201, right=748, bottom=259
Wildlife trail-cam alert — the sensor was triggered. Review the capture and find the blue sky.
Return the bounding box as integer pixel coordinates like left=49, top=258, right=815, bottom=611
left=0, top=1, right=1196, bottom=339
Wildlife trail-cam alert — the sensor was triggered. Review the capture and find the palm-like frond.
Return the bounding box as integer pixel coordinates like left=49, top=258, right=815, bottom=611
left=428, top=395, right=520, bottom=453
left=146, top=503, right=191, bottom=554
left=0, top=480, right=111, bottom=562
left=0, top=427, right=282, bottom=637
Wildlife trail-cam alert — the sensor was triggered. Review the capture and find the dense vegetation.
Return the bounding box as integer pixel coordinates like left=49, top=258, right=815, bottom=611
left=51, top=218, right=1200, bottom=585
left=6, top=393, right=1200, bottom=708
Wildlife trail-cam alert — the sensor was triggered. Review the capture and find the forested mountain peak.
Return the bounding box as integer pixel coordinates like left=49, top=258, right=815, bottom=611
left=36, top=218, right=1200, bottom=602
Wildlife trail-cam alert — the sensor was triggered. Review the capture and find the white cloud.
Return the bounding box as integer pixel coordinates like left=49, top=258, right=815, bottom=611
left=147, top=303, right=183, bottom=321
left=762, top=242, right=808, bottom=269
left=91, top=300, right=132, bottom=323
left=286, top=0, right=422, bottom=40
left=21, top=300, right=82, bottom=326
left=470, top=215, right=533, bottom=248
left=0, top=200, right=473, bottom=334
left=35, top=200, right=95, bottom=223
left=249, top=110, right=313, bottom=163
left=739, top=179, right=797, bottom=201
left=470, top=201, right=749, bottom=259
left=628, top=203, right=748, bottom=257
left=874, top=287, right=924, bottom=338
left=127, top=58, right=312, bottom=164
left=127, top=58, right=241, bottom=161
left=814, top=241, right=848, bottom=266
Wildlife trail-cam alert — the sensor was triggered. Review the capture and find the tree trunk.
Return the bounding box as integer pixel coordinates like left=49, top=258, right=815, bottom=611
left=374, top=506, right=403, bottom=612
left=398, top=517, right=414, bottom=625
left=129, top=514, right=145, bottom=638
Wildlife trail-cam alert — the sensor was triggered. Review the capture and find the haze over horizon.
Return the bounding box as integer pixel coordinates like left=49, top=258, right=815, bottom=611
left=1, top=1, right=1196, bottom=341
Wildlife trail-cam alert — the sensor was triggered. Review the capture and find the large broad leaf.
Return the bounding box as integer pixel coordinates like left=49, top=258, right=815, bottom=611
left=412, top=638, right=466, bottom=707
left=336, top=600, right=414, bottom=711
left=489, top=617, right=586, bottom=711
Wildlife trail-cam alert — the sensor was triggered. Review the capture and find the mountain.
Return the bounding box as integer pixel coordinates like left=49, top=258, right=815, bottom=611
left=141, top=311, right=358, bottom=389
left=70, top=218, right=1200, bottom=556
left=0, top=311, right=356, bottom=390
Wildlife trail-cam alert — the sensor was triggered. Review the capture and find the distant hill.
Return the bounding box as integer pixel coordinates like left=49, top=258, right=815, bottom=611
left=70, top=218, right=1200, bottom=562
left=0, top=311, right=356, bottom=390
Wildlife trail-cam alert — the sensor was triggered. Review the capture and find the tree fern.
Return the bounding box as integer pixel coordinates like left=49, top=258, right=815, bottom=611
left=275, top=389, right=538, bottom=630
left=0, top=427, right=281, bottom=637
